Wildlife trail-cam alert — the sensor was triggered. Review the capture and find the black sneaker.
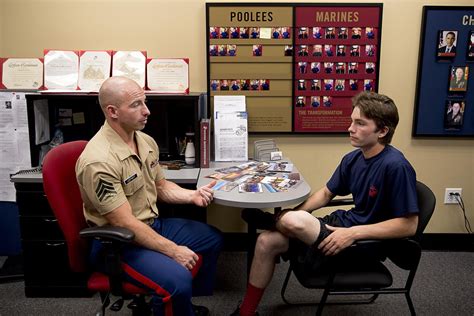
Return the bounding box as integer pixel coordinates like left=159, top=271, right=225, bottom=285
left=241, top=208, right=276, bottom=230
left=193, top=304, right=210, bottom=316
left=229, top=305, right=259, bottom=316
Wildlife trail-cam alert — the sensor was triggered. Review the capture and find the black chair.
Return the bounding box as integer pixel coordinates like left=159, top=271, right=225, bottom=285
left=280, top=181, right=436, bottom=316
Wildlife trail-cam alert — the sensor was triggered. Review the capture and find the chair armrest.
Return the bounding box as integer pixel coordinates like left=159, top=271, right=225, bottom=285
left=80, top=225, right=135, bottom=243
left=326, top=198, right=354, bottom=207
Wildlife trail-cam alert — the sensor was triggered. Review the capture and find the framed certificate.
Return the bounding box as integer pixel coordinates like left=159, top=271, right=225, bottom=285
left=43, top=50, right=79, bottom=90
left=146, top=58, right=189, bottom=94
left=0, top=58, right=43, bottom=90
left=78, top=50, right=112, bottom=92
left=112, top=51, right=146, bottom=89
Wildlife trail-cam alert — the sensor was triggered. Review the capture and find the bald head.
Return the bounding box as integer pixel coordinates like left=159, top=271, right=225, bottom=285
left=98, top=76, right=141, bottom=111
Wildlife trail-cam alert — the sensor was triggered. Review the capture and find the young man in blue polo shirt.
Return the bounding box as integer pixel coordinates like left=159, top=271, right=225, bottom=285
left=231, top=91, right=419, bottom=316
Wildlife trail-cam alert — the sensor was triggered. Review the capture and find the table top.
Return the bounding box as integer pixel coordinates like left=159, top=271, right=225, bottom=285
left=197, top=161, right=312, bottom=209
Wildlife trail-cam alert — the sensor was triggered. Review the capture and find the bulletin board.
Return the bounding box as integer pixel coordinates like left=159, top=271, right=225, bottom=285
left=413, top=6, right=474, bottom=137
left=206, top=3, right=383, bottom=134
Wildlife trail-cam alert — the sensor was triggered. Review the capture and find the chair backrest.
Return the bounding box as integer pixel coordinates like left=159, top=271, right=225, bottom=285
left=415, top=181, right=436, bottom=236
left=42, top=141, right=89, bottom=273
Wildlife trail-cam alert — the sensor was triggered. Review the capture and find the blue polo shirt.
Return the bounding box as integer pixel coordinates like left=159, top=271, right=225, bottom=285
left=326, top=145, right=419, bottom=227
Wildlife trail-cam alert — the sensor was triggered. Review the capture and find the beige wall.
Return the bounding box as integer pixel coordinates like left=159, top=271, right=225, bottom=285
left=1, top=0, right=473, bottom=233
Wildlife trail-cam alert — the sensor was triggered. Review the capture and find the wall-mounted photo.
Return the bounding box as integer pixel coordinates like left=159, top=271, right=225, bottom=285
left=467, top=31, right=474, bottom=61
left=448, top=66, right=469, bottom=92
left=444, top=100, right=465, bottom=129
left=437, top=30, right=457, bottom=58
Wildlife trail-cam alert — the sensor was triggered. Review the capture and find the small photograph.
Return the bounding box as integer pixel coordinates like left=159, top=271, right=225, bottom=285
left=348, top=62, right=358, bottom=74
left=230, top=27, right=240, bottom=39
left=468, top=31, right=474, bottom=60
left=311, top=96, right=320, bottom=107
left=338, top=27, right=348, bottom=39
left=349, top=79, right=359, bottom=90
left=324, top=62, right=334, bottom=74
left=284, top=45, right=293, bottom=56
left=352, top=27, right=362, bottom=39
left=238, top=182, right=263, bottom=193
left=444, top=100, right=465, bottom=129
left=250, top=79, right=260, bottom=90
left=240, top=27, right=249, bottom=39
left=297, top=79, right=306, bottom=90
left=295, top=96, right=306, bottom=107
left=272, top=27, right=282, bottom=39
left=336, top=62, right=346, bottom=74
left=311, top=62, right=321, bottom=74
left=325, top=44, right=334, bottom=57
left=313, top=26, right=322, bottom=39
left=240, top=79, right=250, bottom=90
left=250, top=27, right=260, bottom=39
left=298, top=61, right=308, bottom=74
left=210, top=26, right=219, bottom=39
left=324, top=79, right=334, bottom=91
left=210, top=79, right=220, bottom=91
left=311, top=79, right=321, bottom=90
left=350, top=45, right=360, bottom=56
left=218, top=45, right=227, bottom=56
left=281, top=27, right=291, bottom=39
left=364, top=79, right=374, bottom=91
left=448, top=66, right=469, bottom=92
left=298, top=27, right=309, bottom=39
left=335, top=79, right=345, bottom=91
left=253, top=44, right=263, bottom=56
left=220, top=79, right=230, bottom=90
left=336, top=45, right=346, bottom=56
left=227, top=44, right=237, bottom=56
left=366, top=44, right=376, bottom=57
left=366, top=62, right=375, bottom=74
left=325, top=27, right=336, bottom=39
left=298, top=45, right=309, bottom=56
left=231, top=80, right=240, bottom=91
left=260, top=79, right=270, bottom=90
left=209, top=45, right=218, bottom=56
left=220, top=27, right=229, bottom=39
left=437, top=30, right=457, bottom=57
left=312, top=44, right=323, bottom=56
left=366, top=27, right=375, bottom=39
left=5, top=101, right=12, bottom=109
left=322, top=96, right=332, bottom=107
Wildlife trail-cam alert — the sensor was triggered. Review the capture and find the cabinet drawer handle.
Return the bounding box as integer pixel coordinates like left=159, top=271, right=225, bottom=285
left=45, top=242, right=65, bottom=247
left=43, top=218, right=58, bottom=223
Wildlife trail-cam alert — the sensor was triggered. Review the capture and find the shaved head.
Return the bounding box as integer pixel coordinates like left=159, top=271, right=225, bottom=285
left=98, top=76, right=140, bottom=112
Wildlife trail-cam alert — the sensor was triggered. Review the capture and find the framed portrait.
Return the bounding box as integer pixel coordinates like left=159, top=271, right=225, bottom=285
left=437, top=30, right=458, bottom=58
left=444, top=100, right=465, bottom=130
left=467, top=30, right=474, bottom=61
left=448, top=66, right=469, bottom=92
left=413, top=6, right=474, bottom=137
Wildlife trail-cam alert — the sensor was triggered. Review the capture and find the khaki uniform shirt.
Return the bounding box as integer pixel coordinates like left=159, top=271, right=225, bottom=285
left=76, top=121, right=165, bottom=227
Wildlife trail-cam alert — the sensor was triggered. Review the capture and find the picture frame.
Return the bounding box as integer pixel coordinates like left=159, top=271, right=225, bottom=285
left=413, top=6, right=474, bottom=137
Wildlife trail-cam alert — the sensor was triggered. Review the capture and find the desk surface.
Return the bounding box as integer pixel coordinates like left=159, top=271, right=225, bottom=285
left=197, top=161, right=311, bottom=209
left=10, top=168, right=200, bottom=185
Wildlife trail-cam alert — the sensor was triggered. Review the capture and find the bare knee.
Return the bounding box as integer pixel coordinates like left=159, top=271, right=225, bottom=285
left=278, top=210, right=316, bottom=236
left=255, top=231, right=289, bottom=257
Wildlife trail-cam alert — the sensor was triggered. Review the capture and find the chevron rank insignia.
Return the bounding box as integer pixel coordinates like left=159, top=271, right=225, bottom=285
left=95, top=178, right=117, bottom=202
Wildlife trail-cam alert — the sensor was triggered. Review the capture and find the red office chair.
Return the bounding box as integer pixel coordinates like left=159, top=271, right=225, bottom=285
left=43, top=140, right=202, bottom=315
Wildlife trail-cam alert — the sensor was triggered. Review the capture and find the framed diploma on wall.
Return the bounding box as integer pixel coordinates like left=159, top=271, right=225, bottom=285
left=0, top=58, right=43, bottom=90
left=206, top=3, right=383, bottom=134
left=413, top=6, right=474, bottom=137
left=146, top=58, right=189, bottom=94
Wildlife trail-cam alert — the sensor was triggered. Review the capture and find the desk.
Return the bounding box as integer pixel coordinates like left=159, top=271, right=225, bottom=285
left=197, top=161, right=311, bottom=272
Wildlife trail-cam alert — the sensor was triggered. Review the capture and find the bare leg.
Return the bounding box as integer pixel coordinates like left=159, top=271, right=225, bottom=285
left=277, top=210, right=321, bottom=245
left=248, top=230, right=289, bottom=288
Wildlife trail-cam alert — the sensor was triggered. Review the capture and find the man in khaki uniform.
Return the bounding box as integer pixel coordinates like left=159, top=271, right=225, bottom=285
left=76, top=76, right=222, bottom=316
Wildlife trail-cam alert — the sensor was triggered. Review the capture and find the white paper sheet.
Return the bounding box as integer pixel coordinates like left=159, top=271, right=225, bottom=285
left=33, top=99, right=50, bottom=144
left=214, top=111, right=248, bottom=161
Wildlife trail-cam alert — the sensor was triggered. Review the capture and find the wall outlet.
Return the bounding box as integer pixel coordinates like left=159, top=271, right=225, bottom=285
left=444, top=188, right=462, bottom=204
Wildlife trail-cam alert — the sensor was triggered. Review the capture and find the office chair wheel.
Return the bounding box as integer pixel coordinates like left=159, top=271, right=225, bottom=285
left=110, top=298, right=124, bottom=311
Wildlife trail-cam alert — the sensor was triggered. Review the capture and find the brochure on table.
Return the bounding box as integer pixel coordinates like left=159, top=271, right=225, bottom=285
left=213, top=95, right=248, bottom=161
